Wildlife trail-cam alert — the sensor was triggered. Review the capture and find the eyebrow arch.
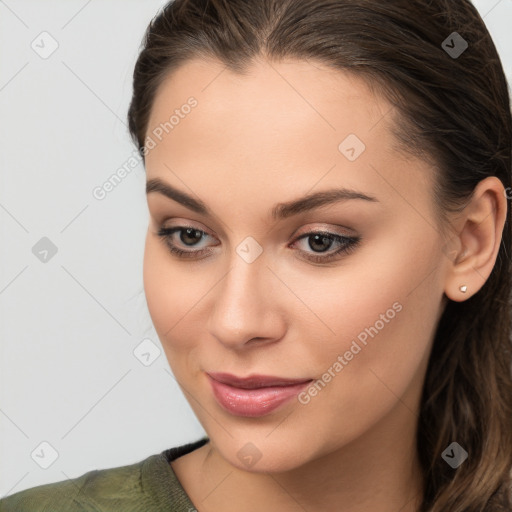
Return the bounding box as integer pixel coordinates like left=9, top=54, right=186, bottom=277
left=146, top=177, right=379, bottom=221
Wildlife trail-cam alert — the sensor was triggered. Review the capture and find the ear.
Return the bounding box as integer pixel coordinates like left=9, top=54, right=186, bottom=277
left=443, top=176, right=508, bottom=302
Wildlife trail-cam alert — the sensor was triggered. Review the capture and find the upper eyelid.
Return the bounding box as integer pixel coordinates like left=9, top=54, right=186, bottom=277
left=159, top=214, right=355, bottom=232
left=160, top=220, right=215, bottom=236
left=161, top=220, right=351, bottom=233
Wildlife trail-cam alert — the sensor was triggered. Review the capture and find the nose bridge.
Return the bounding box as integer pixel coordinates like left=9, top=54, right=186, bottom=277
left=207, top=241, right=279, bottom=347
left=218, top=246, right=267, bottom=317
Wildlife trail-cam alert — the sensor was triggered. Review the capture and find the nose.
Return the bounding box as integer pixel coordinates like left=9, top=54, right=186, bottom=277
left=207, top=250, right=286, bottom=350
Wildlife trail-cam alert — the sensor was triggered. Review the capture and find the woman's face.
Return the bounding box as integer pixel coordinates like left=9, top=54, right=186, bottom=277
left=143, top=57, right=448, bottom=472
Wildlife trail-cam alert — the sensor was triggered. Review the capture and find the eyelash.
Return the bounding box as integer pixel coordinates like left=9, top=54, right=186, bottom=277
left=156, top=225, right=361, bottom=264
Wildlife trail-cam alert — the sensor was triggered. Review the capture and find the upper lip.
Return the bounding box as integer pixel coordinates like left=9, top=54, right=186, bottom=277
left=207, top=372, right=313, bottom=389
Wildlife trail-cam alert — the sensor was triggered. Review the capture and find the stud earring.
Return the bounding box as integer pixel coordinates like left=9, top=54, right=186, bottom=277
left=459, top=285, right=467, bottom=293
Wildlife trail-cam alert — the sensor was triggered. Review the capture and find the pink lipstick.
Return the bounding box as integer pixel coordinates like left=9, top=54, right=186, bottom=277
left=207, top=372, right=313, bottom=417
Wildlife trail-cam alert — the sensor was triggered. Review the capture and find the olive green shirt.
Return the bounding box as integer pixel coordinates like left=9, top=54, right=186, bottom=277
left=0, top=436, right=209, bottom=511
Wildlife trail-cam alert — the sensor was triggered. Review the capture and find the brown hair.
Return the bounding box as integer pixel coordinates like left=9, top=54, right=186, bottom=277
left=127, top=1, right=512, bottom=510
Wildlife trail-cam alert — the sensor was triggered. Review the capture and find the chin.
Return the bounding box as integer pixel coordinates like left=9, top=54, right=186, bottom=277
left=213, top=434, right=314, bottom=474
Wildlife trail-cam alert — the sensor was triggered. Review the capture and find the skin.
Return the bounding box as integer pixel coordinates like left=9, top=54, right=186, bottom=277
left=142, top=57, right=507, bottom=512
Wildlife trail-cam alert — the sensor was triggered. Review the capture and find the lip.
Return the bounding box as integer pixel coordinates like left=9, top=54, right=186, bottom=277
left=207, top=372, right=313, bottom=388
left=207, top=372, right=313, bottom=417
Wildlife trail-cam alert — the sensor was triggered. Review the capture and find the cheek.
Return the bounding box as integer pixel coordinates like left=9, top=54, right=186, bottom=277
left=292, top=235, right=441, bottom=433
left=143, top=235, right=188, bottom=341
left=143, top=233, right=214, bottom=355
left=303, top=290, right=436, bottom=451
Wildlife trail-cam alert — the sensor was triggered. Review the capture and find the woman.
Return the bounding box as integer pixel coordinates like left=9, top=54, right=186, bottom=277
left=1, top=0, right=511, bottom=510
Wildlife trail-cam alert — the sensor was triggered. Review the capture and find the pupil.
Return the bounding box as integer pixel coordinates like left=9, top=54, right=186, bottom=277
left=181, top=228, right=202, bottom=246
left=309, top=234, right=332, bottom=253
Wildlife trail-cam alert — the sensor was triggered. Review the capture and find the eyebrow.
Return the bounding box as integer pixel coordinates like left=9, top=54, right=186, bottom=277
left=146, top=177, right=378, bottom=220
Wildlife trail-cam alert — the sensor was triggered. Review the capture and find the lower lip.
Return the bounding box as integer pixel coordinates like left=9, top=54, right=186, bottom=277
left=207, top=376, right=312, bottom=417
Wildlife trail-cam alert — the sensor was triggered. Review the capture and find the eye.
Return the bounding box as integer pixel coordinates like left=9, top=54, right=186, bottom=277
left=156, top=225, right=361, bottom=263
left=156, top=226, right=217, bottom=259
left=290, top=231, right=361, bottom=263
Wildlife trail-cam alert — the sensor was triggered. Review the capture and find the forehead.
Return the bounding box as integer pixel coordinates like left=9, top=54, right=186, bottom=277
left=147, top=56, right=392, bottom=145
left=145, top=57, right=433, bottom=215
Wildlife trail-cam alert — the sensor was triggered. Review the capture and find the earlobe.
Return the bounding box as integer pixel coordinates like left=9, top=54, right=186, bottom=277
left=444, top=279, right=470, bottom=303
left=443, top=176, right=508, bottom=302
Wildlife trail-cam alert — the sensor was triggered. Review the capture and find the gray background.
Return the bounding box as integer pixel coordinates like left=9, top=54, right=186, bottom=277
left=1, top=0, right=511, bottom=497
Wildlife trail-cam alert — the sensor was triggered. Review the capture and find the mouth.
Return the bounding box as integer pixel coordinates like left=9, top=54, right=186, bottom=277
left=207, top=372, right=313, bottom=389
left=206, top=372, right=314, bottom=417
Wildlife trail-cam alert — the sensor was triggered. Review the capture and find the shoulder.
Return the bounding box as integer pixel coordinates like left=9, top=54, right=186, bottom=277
left=0, top=437, right=210, bottom=512
left=0, top=454, right=157, bottom=512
